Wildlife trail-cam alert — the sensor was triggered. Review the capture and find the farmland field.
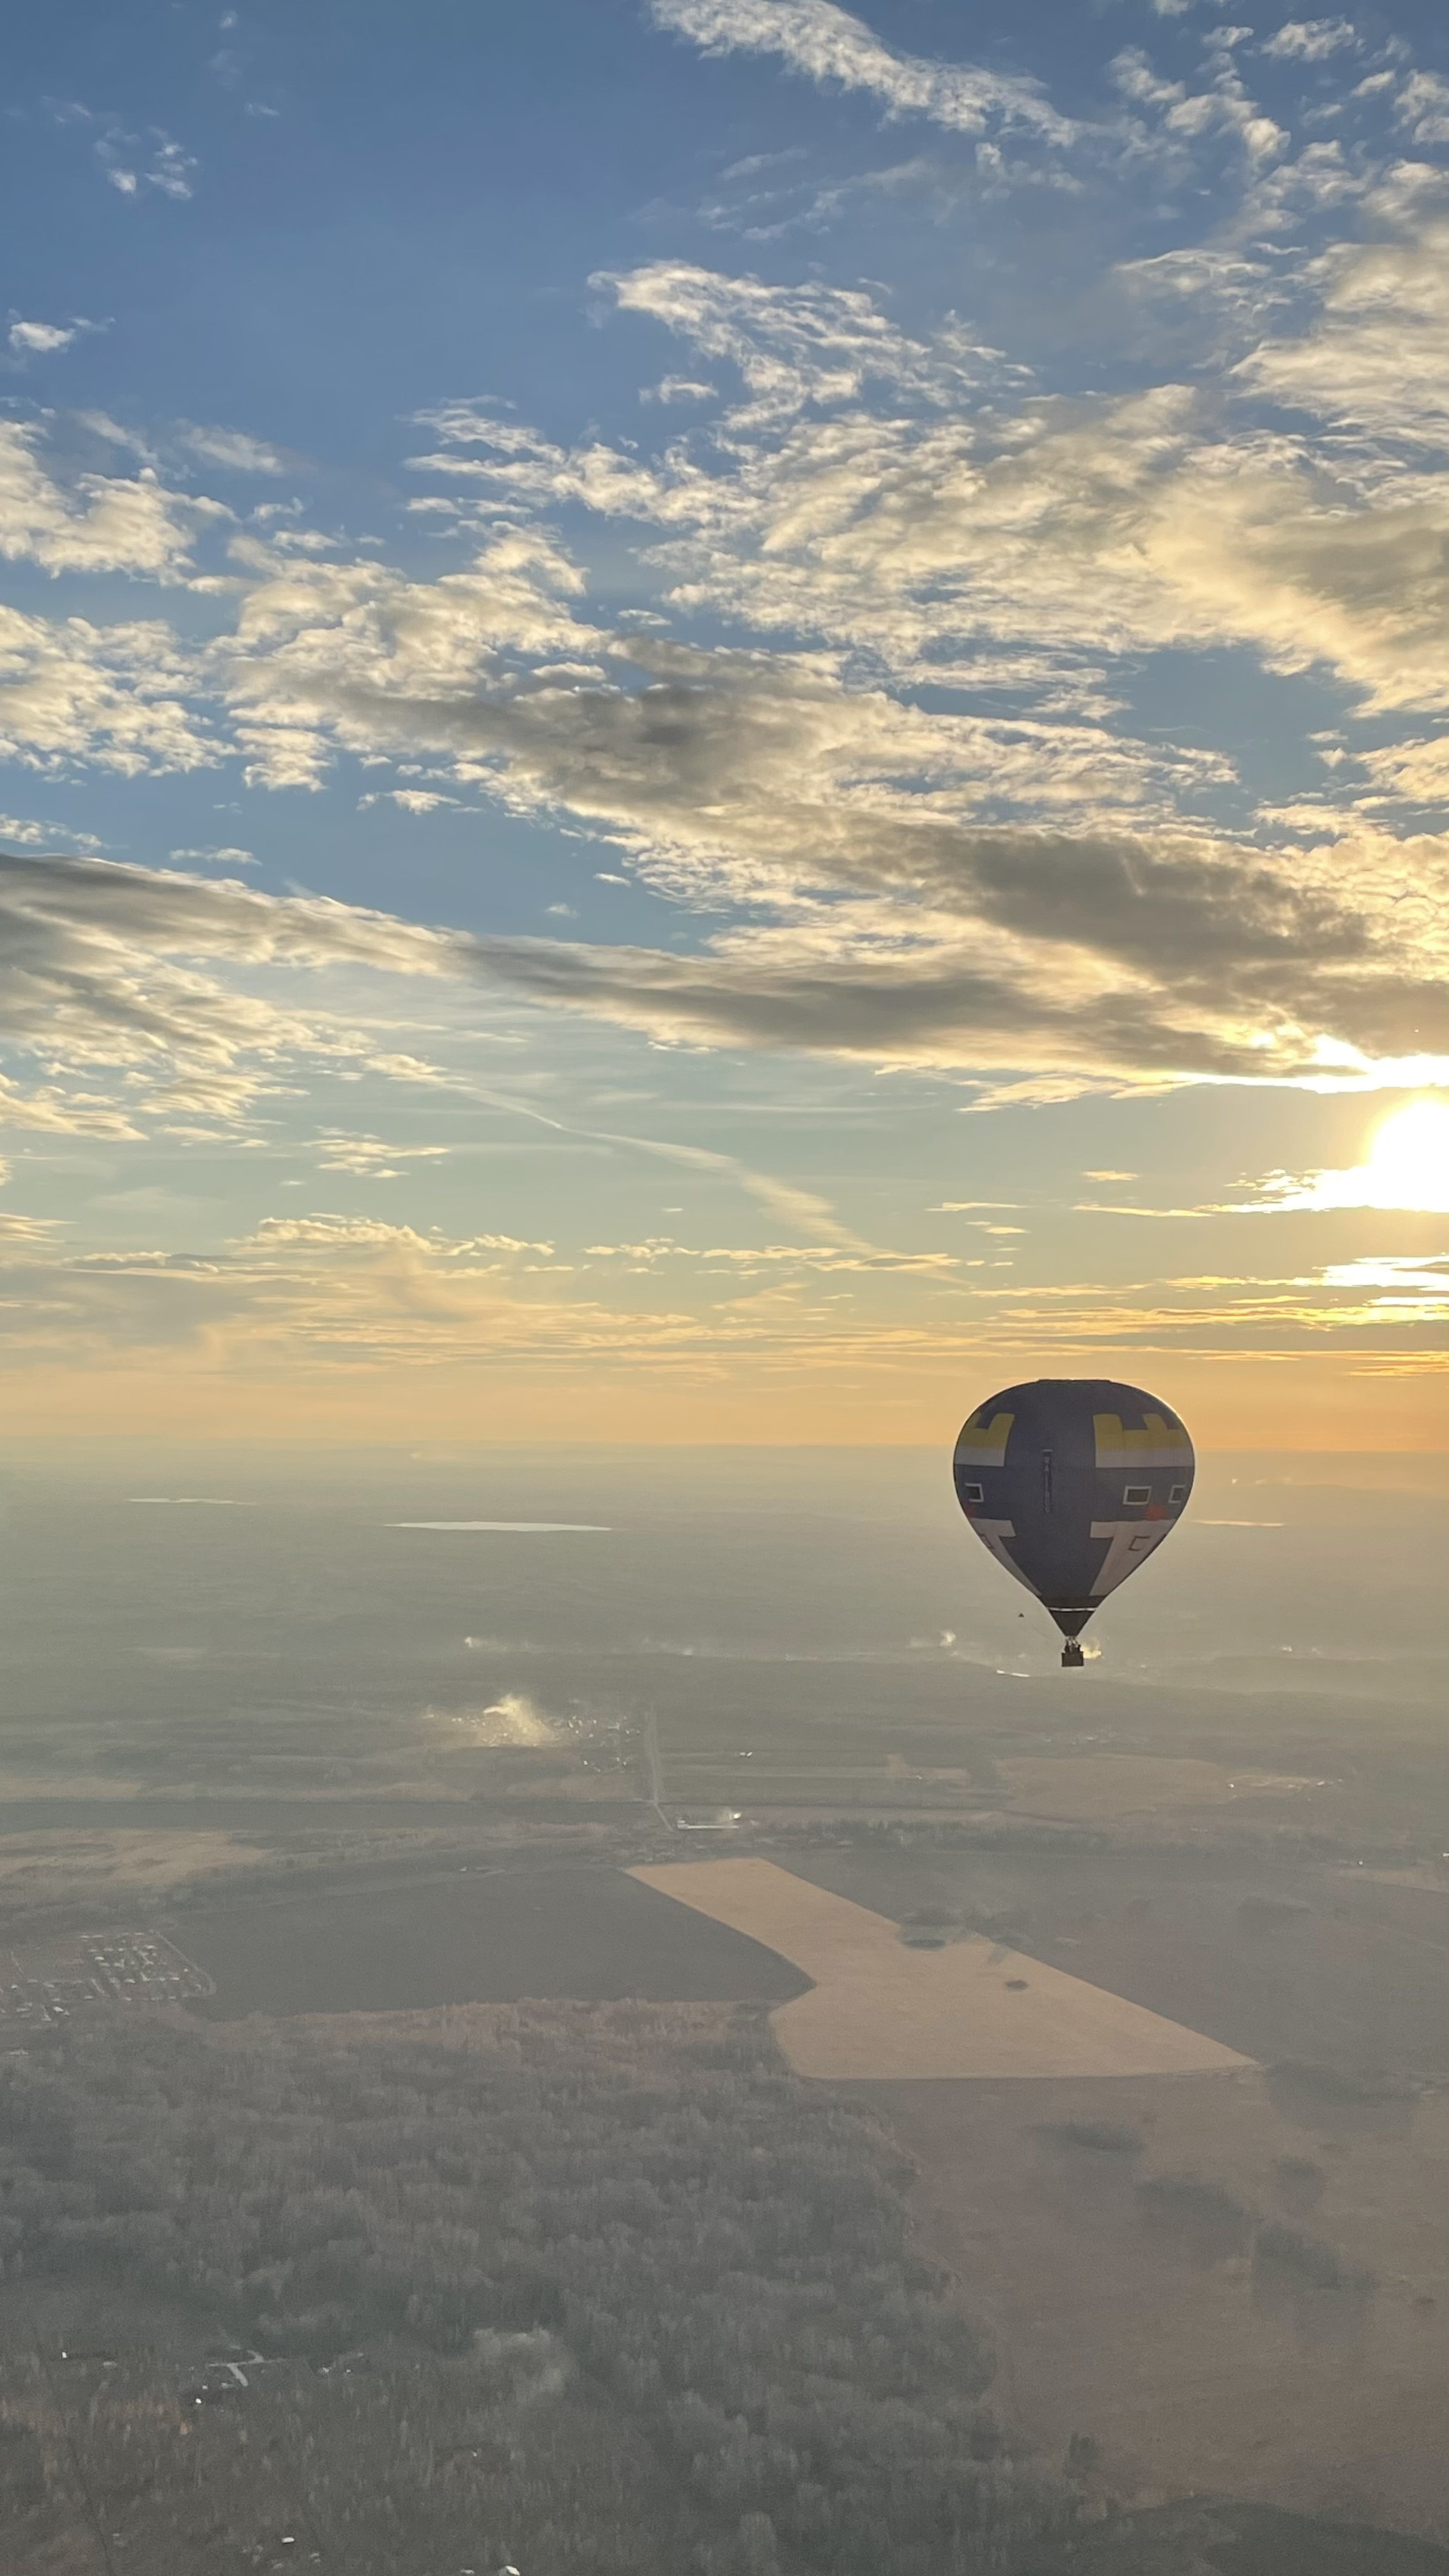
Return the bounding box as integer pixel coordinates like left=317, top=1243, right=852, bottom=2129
left=632, top=1859, right=1248, bottom=2078
left=0, top=1827, right=269, bottom=1897
left=781, top=1846, right=1449, bottom=2076
left=172, top=1864, right=810, bottom=2017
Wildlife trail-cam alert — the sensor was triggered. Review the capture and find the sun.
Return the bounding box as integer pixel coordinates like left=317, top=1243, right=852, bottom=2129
left=1363, top=1096, right=1449, bottom=1211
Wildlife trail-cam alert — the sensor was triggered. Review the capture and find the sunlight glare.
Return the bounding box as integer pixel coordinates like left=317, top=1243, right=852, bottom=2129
left=1364, top=1098, right=1449, bottom=1211
left=1249, top=1092, right=1449, bottom=1212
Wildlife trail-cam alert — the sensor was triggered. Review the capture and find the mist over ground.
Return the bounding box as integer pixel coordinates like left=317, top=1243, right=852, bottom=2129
left=2, top=1440, right=1444, bottom=1759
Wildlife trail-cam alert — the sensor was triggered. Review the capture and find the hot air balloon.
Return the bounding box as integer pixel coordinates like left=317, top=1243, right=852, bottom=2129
left=953, top=1379, right=1194, bottom=1666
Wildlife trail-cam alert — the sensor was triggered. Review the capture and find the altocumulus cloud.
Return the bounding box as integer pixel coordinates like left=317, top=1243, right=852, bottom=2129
left=0, top=851, right=471, bottom=1130
left=6, top=14, right=1449, bottom=1100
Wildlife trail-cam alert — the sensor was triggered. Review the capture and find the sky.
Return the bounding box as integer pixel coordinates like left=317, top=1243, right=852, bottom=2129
left=3, top=0, right=1449, bottom=1448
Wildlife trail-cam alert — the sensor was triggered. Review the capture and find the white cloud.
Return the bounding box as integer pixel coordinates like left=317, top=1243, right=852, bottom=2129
left=0, top=599, right=216, bottom=776
left=0, top=423, right=218, bottom=581
left=581, top=1233, right=953, bottom=1273
left=8, top=317, right=103, bottom=356
left=97, top=128, right=197, bottom=201
left=222, top=520, right=596, bottom=790
left=602, top=259, right=1016, bottom=424
left=358, top=788, right=459, bottom=814
left=415, top=261, right=1449, bottom=737
left=1237, top=206, right=1449, bottom=461
left=365, top=1050, right=450, bottom=1083
left=648, top=0, right=1076, bottom=146
left=1396, top=72, right=1449, bottom=148
left=1261, top=19, right=1358, bottom=62
left=1, top=814, right=104, bottom=855
left=178, top=425, right=288, bottom=475
left=313, top=1131, right=451, bottom=1177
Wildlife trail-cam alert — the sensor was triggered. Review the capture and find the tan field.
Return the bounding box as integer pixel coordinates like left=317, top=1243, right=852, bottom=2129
left=631, top=1858, right=1251, bottom=2080
left=0, top=1828, right=268, bottom=1899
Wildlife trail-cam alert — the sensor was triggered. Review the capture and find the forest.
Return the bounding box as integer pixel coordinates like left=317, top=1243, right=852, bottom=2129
left=0, top=2000, right=1078, bottom=2575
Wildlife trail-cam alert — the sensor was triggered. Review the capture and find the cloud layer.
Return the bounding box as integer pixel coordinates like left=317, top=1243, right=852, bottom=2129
left=0, top=850, right=468, bottom=1129
left=5, top=7, right=1449, bottom=1110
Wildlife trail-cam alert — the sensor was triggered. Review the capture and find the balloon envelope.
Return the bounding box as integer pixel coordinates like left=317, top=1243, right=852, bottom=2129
left=953, top=1378, right=1193, bottom=1655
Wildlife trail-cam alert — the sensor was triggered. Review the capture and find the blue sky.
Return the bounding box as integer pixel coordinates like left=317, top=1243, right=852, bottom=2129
left=3, top=0, right=1449, bottom=1445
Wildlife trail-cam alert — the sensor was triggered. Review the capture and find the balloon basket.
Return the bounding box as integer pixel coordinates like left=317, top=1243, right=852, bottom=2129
left=1061, top=1640, right=1085, bottom=1669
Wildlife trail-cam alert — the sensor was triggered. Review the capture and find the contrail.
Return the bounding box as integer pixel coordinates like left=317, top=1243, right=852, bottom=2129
left=464, top=1083, right=870, bottom=1248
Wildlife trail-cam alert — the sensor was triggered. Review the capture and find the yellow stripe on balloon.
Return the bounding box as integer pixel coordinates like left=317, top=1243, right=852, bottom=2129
left=955, top=1409, right=1015, bottom=1467
left=1093, top=1411, right=1192, bottom=1466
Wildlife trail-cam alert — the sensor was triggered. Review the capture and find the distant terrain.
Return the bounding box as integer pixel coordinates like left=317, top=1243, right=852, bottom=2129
left=1, top=1441, right=1445, bottom=2567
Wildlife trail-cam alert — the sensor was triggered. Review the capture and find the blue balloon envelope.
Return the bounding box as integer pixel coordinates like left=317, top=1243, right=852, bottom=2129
left=954, top=1378, right=1195, bottom=1665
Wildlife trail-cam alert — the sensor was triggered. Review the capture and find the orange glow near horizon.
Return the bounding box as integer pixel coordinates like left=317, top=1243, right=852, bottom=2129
left=2, top=1350, right=1445, bottom=1454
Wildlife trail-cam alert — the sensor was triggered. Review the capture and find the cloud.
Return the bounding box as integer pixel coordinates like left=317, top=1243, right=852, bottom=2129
left=601, top=259, right=1016, bottom=422
left=313, top=1131, right=451, bottom=1177
left=219, top=572, right=1443, bottom=1084
left=1261, top=19, right=1358, bottom=63
left=65, top=451, right=1414, bottom=1092
left=358, top=788, right=459, bottom=813
left=75, top=411, right=160, bottom=466
left=365, top=1050, right=451, bottom=1083
left=0, top=851, right=468, bottom=1131
left=1396, top=73, right=1449, bottom=149
left=0, top=1200, right=1432, bottom=1394
left=580, top=1234, right=954, bottom=1273
left=1236, top=201, right=1449, bottom=463
left=641, top=376, right=719, bottom=404
left=8, top=317, right=104, bottom=356
left=581, top=264, right=1449, bottom=715
left=223, top=519, right=596, bottom=788
left=1237, top=1162, right=1449, bottom=1217
left=0, top=423, right=218, bottom=580
left=465, top=924, right=1221, bottom=1080
left=47, top=101, right=197, bottom=201
left=408, top=257, right=1449, bottom=739
left=647, top=0, right=1076, bottom=146
left=98, top=128, right=197, bottom=201
left=178, top=425, right=288, bottom=475
left=8, top=45, right=1449, bottom=1104
left=0, top=1211, right=776, bottom=1380
left=1, top=814, right=105, bottom=855
left=0, top=599, right=216, bottom=776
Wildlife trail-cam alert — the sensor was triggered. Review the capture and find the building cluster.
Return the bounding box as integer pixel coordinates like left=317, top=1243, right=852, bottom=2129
left=0, top=1931, right=211, bottom=2028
